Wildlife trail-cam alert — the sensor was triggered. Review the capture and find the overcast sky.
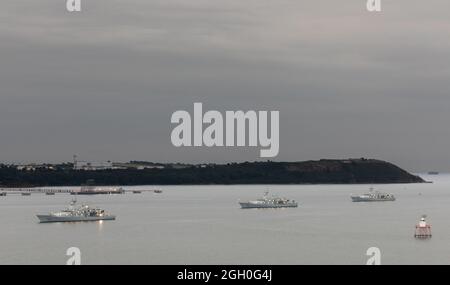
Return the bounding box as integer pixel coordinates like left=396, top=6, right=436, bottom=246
left=1, top=0, right=450, bottom=172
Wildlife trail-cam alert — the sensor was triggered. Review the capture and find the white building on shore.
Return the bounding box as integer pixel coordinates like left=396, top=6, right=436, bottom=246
left=73, top=155, right=114, bottom=171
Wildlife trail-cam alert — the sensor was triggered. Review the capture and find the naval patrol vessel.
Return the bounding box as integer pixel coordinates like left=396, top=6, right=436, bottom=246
left=351, top=188, right=395, bottom=202
left=239, top=191, right=298, bottom=209
left=37, top=199, right=116, bottom=223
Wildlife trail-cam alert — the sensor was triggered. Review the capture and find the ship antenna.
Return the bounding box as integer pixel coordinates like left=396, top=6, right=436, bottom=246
left=71, top=194, right=77, bottom=206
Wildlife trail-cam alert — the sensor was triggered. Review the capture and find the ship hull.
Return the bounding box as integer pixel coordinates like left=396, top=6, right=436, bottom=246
left=70, top=192, right=124, bottom=195
left=351, top=196, right=395, bottom=202
left=37, top=215, right=116, bottom=223
left=239, top=202, right=298, bottom=209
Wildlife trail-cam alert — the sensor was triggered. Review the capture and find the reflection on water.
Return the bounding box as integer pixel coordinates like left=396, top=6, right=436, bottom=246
left=0, top=174, right=450, bottom=265
left=97, top=220, right=104, bottom=232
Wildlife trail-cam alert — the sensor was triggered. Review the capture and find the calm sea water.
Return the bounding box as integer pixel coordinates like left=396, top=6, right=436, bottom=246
left=1, top=174, right=449, bottom=265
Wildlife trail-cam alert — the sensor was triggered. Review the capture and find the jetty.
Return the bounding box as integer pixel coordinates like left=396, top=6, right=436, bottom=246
left=0, top=187, right=159, bottom=196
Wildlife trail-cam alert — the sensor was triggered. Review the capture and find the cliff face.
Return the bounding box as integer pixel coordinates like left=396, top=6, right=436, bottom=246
left=198, top=159, right=424, bottom=184
left=0, top=159, right=424, bottom=187
left=282, top=159, right=424, bottom=184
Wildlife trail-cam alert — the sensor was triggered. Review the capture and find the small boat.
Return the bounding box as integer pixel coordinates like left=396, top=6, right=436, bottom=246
left=414, top=215, right=432, bottom=239
left=239, top=191, right=298, bottom=209
left=37, top=199, right=116, bottom=223
left=45, top=192, right=55, bottom=196
left=428, top=171, right=439, bottom=175
left=132, top=190, right=142, bottom=194
left=154, top=189, right=163, bottom=194
left=0, top=192, right=6, bottom=197
left=21, top=192, right=31, bottom=196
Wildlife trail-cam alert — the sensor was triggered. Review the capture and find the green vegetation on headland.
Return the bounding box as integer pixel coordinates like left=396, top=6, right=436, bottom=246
left=0, top=159, right=424, bottom=187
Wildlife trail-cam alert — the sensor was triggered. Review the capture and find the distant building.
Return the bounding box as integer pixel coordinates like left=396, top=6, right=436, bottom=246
left=73, top=155, right=114, bottom=171
left=16, top=164, right=55, bottom=171
left=74, top=161, right=114, bottom=171
left=17, top=165, right=36, bottom=171
left=136, top=165, right=165, bottom=170
left=169, top=164, right=191, bottom=169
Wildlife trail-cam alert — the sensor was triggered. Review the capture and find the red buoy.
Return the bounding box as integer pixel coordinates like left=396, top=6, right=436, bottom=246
left=414, top=215, right=432, bottom=239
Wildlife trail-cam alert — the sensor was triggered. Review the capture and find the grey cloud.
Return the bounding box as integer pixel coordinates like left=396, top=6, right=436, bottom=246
left=1, top=1, right=450, bottom=171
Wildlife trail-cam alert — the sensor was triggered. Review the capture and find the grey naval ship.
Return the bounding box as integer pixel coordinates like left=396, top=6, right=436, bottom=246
left=37, top=199, right=116, bottom=223
left=239, top=191, right=298, bottom=209
left=351, top=188, right=395, bottom=202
